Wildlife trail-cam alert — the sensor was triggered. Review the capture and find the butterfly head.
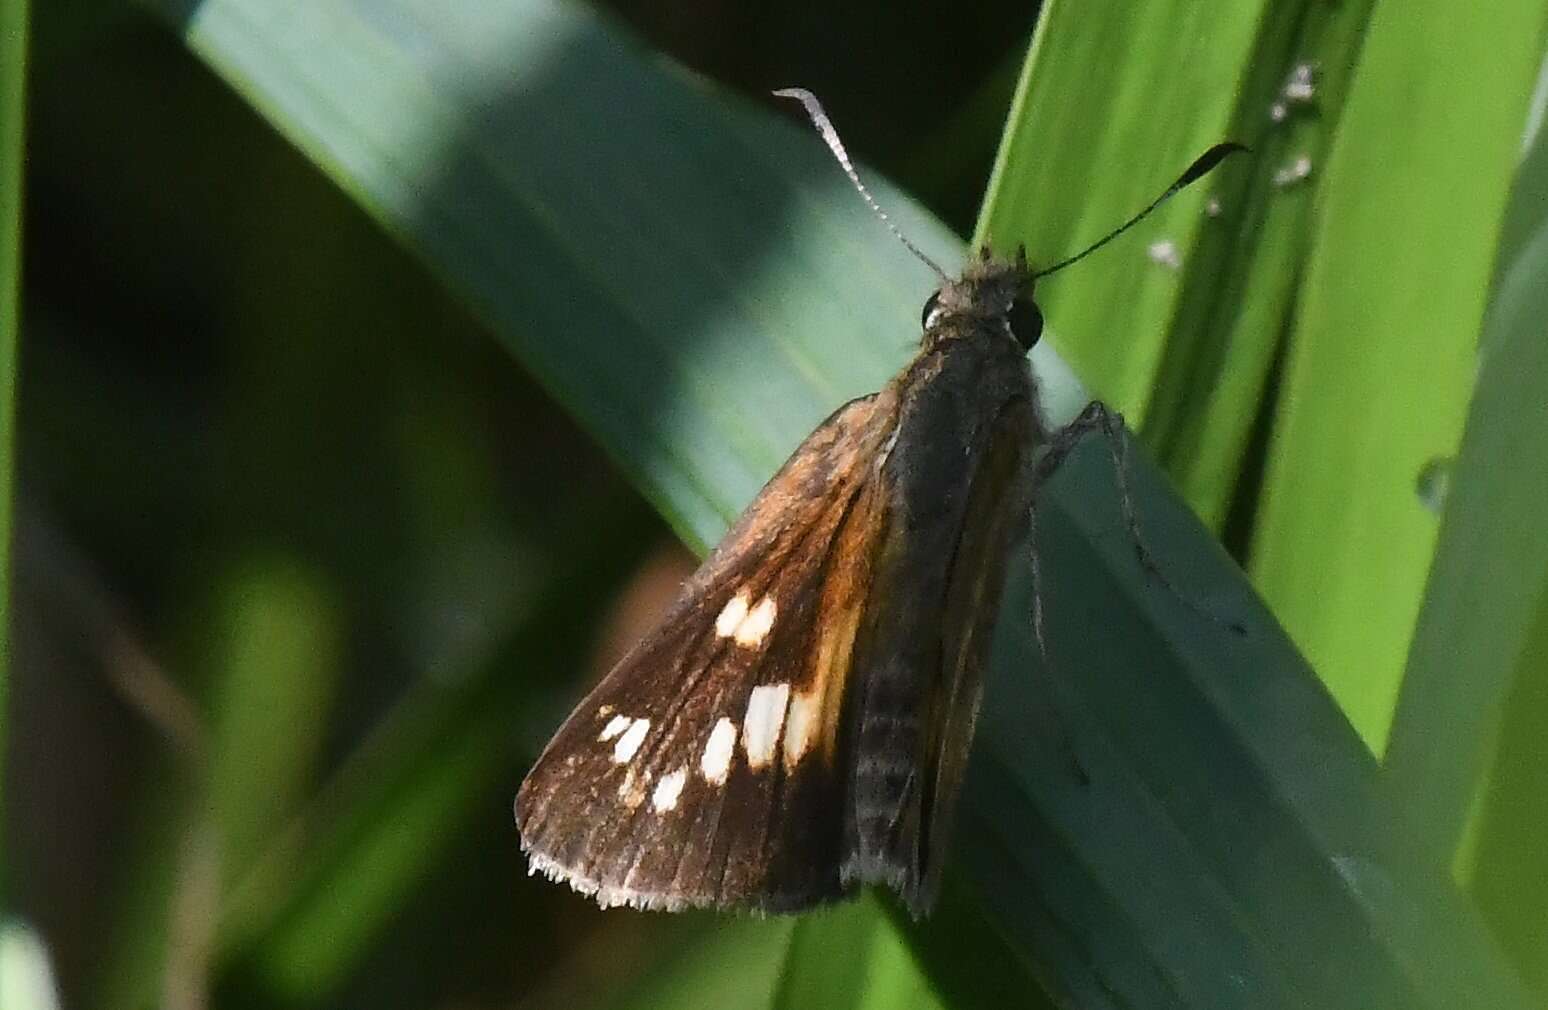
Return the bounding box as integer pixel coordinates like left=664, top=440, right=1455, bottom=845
left=918, top=246, right=1042, bottom=353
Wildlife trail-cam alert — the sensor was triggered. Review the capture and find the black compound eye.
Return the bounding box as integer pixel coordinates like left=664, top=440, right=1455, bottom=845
left=1008, top=296, right=1043, bottom=350
left=920, top=291, right=942, bottom=330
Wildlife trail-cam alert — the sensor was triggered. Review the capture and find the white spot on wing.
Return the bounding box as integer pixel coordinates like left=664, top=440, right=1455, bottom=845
left=612, top=718, right=650, bottom=763
left=734, top=596, right=777, bottom=648
left=715, top=591, right=750, bottom=638
left=701, top=717, right=737, bottom=784
left=783, top=690, right=821, bottom=769
left=598, top=714, right=631, bottom=741
left=652, top=767, right=687, bottom=812
left=743, top=683, right=790, bottom=770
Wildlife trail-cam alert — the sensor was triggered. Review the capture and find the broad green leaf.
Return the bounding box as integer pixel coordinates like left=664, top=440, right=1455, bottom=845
left=1383, top=63, right=1548, bottom=989
left=1249, top=0, right=1548, bottom=750
left=144, top=0, right=1536, bottom=1006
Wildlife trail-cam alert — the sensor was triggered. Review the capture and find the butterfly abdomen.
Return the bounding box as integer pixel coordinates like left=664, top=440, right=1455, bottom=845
left=841, top=657, right=933, bottom=887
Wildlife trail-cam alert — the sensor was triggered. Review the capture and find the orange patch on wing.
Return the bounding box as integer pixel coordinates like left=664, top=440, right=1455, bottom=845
left=805, top=476, right=889, bottom=761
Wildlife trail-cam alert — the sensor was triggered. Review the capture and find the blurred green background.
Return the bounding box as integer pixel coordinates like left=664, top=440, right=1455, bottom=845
left=4, top=1, right=1547, bottom=1008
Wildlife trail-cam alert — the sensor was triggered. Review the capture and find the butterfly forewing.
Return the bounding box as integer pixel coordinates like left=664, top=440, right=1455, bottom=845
left=920, top=396, right=1037, bottom=902
left=516, top=389, right=900, bottom=911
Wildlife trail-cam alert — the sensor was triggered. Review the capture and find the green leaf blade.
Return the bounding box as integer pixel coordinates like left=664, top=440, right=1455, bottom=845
left=1383, top=63, right=1548, bottom=990
left=1248, top=0, right=1548, bottom=750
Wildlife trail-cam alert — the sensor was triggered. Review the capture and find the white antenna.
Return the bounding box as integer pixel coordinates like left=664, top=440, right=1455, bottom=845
left=774, top=88, right=949, bottom=282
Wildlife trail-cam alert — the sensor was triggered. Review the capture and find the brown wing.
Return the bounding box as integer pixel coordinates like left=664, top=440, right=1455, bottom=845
left=516, top=388, right=900, bottom=912
left=920, top=397, right=1036, bottom=902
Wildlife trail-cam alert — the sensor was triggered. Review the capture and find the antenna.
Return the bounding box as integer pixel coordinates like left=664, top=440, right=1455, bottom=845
left=774, top=88, right=950, bottom=282
left=1033, top=142, right=1248, bottom=279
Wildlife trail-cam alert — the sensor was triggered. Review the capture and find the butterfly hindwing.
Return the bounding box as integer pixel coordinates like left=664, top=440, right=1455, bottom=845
left=515, top=388, right=901, bottom=911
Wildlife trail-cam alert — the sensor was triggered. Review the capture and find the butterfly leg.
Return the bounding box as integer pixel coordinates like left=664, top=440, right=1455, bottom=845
left=1026, top=499, right=1050, bottom=668
left=1034, top=401, right=1241, bottom=633
left=1023, top=500, right=1090, bottom=785
left=1032, top=401, right=1169, bottom=581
